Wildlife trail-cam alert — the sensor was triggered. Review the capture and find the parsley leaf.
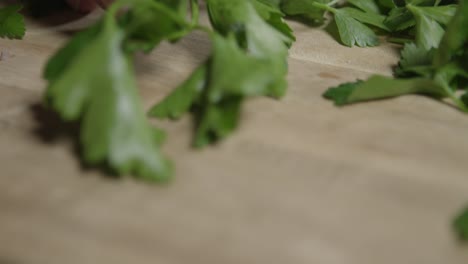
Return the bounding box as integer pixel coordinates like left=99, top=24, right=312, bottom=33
left=43, top=0, right=293, bottom=177
left=281, top=0, right=380, bottom=47
left=252, top=0, right=295, bottom=41
left=120, top=0, right=191, bottom=52
left=454, top=208, right=468, bottom=241
left=414, top=5, right=457, bottom=25
left=45, top=16, right=172, bottom=180
left=323, top=75, right=444, bottom=105
left=338, top=7, right=390, bottom=31
left=150, top=0, right=292, bottom=147
left=384, top=7, right=416, bottom=32
left=149, top=65, right=207, bottom=120
left=281, top=0, right=330, bottom=23
left=43, top=0, right=195, bottom=180
left=347, top=0, right=382, bottom=14
left=324, top=0, right=468, bottom=112
left=433, top=0, right=468, bottom=68
left=407, top=4, right=445, bottom=49
left=0, top=4, right=25, bottom=39
left=396, top=42, right=435, bottom=77
left=333, top=9, right=380, bottom=47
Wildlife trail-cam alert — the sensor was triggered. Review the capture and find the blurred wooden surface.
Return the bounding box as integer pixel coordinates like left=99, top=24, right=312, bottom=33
left=1, top=8, right=468, bottom=264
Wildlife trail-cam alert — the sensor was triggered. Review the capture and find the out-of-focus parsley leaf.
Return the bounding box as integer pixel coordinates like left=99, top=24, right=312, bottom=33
left=0, top=4, right=25, bottom=39
left=209, top=0, right=293, bottom=98
left=454, top=208, right=468, bottom=241
left=252, top=0, right=295, bottom=41
left=43, top=0, right=194, bottom=180
left=151, top=33, right=278, bottom=147
left=120, top=0, right=191, bottom=52
left=150, top=0, right=292, bottom=147
left=149, top=65, right=207, bottom=120
left=433, top=0, right=468, bottom=68
left=45, top=12, right=172, bottom=181
left=45, top=0, right=293, bottom=177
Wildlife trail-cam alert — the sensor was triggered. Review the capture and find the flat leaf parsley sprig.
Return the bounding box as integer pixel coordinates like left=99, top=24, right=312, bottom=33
left=36, top=0, right=466, bottom=181
left=43, top=0, right=294, bottom=180
left=321, top=0, right=468, bottom=239
left=150, top=0, right=294, bottom=147
left=324, top=0, right=467, bottom=111
left=2, top=0, right=468, bottom=242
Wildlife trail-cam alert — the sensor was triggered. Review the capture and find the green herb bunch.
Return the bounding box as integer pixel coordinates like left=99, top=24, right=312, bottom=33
left=3, top=0, right=462, bottom=181
left=1, top=0, right=468, bottom=240
left=39, top=0, right=293, bottom=181
left=324, top=0, right=468, bottom=112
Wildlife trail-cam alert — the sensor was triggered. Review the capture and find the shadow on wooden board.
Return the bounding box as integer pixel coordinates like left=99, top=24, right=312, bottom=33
left=28, top=103, right=119, bottom=179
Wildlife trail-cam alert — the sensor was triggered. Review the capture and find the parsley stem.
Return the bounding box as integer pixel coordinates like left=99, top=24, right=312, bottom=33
left=436, top=76, right=468, bottom=112
left=190, top=0, right=200, bottom=27
left=327, top=0, right=340, bottom=7
left=387, top=37, right=412, bottom=45
left=194, top=25, right=214, bottom=35
left=310, top=1, right=336, bottom=14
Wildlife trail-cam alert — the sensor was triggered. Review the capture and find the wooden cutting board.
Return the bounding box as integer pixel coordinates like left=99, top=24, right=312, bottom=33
left=1, top=8, right=468, bottom=264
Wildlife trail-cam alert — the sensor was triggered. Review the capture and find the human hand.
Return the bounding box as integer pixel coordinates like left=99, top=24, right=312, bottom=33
left=66, top=0, right=113, bottom=12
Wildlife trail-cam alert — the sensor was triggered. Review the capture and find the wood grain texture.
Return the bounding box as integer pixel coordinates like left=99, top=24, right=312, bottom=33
left=1, top=9, right=468, bottom=264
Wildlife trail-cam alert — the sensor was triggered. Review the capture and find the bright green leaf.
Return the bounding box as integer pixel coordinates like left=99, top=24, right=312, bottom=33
left=0, top=4, right=25, bottom=39
left=45, top=10, right=172, bottom=181
left=334, top=10, right=380, bottom=47
left=347, top=0, right=381, bottom=14
left=407, top=4, right=445, bottom=49
left=454, top=207, right=468, bottom=241
left=339, top=7, right=390, bottom=31
left=323, top=75, right=445, bottom=105
left=149, top=65, right=207, bottom=119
